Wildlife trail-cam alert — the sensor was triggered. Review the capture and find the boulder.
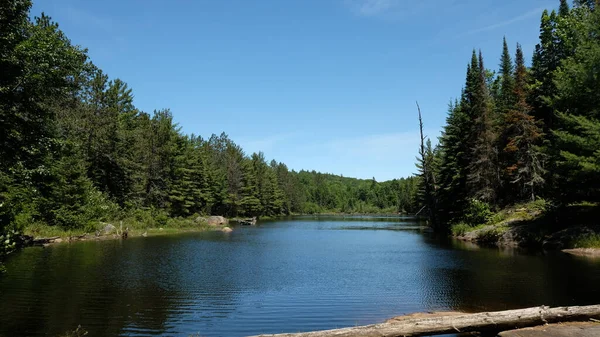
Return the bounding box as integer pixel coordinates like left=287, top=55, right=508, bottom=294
left=102, top=223, right=116, bottom=234
left=207, top=216, right=228, bottom=226
left=221, top=227, right=233, bottom=233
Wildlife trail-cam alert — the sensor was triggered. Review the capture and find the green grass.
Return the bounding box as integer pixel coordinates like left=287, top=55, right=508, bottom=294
left=572, top=233, right=600, bottom=248
left=451, top=222, right=487, bottom=236
left=451, top=199, right=549, bottom=238
left=24, top=222, right=89, bottom=238
left=23, top=215, right=219, bottom=240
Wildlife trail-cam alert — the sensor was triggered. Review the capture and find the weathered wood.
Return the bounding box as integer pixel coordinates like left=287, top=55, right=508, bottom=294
left=250, top=305, right=600, bottom=337
left=32, top=236, right=61, bottom=245
left=239, top=217, right=257, bottom=226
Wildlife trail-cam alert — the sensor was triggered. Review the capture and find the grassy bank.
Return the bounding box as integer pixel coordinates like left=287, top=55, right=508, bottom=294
left=451, top=199, right=600, bottom=249
left=19, top=213, right=235, bottom=245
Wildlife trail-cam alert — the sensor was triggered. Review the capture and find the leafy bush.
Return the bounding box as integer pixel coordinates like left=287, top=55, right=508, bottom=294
left=529, top=198, right=549, bottom=213
left=462, top=199, right=492, bottom=226
left=301, top=202, right=322, bottom=214
left=477, top=225, right=509, bottom=244
left=487, top=211, right=508, bottom=225
left=573, top=233, right=600, bottom=248
left=153, top=209, right=169, bottom=227
left=0, top=228, right=19, bottom=273
left=0, top=229, right=18, bottom=256
left=451, top=223, right=472, bottom=236
left=80, top=190, right=120, bottom=227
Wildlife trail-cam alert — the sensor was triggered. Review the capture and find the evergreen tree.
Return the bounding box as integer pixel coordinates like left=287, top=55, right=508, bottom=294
left=497, top=37, right=514, bottom=114
left=239, top=159, right=262, bottom=216
left=559, top=0, right=570, bottom=16
left=437, top=100, right=470, bottom=223
left=552, top=4, right=600, bottom=202
left=503, top=45, right=545, bottom=201
left=467, top=52, right=498, bottom=203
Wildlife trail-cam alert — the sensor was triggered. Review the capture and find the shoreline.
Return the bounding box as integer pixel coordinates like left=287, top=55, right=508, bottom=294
left=19, top=221, right=236, bottom=248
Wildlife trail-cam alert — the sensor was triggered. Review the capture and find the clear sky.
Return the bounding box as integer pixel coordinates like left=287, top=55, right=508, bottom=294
left=32, top=0, right=559, bottom=181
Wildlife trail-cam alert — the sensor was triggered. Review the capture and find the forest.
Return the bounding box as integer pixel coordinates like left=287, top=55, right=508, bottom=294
left=416, top=0, right=600, bottom=231
left=2, top=0, right=600, bottom=265
left=0, top=0, right=420, bottom=260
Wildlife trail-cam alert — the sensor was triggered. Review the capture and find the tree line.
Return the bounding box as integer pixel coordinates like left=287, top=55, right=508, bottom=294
left=416, top=0, right=600, bottom=230
left=0, top=0, right=420, bottom=259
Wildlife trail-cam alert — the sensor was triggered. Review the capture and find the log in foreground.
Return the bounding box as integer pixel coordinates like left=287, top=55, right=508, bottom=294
left=250, top=305, right=600, bottom=337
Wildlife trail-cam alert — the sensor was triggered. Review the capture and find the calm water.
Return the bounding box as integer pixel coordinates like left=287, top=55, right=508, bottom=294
left=1, top=216, right=600, bottom=337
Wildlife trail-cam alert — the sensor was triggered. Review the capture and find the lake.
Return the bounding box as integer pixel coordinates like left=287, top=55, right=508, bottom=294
left=1, top=216, right=599, bottom=337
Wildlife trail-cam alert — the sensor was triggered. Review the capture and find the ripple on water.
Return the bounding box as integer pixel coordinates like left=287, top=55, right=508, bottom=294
left=1, top=217, right=600, bottom=336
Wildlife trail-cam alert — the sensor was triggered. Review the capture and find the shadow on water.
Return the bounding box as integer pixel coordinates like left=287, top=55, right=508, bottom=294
left=1, top=216, right=599, bottom=337
left=418, top=233, right=600, bottom=313
left=0, top=232, right=245, bottom=336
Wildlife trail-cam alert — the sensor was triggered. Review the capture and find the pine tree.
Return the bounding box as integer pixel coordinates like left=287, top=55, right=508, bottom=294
left=437, top=101, right=470, bottom=224
left=143, top=109, right=177, bottom=209
left=497, top=37, right=514, bottom=114
left=467, top=52, right=498, bottom=204
left=552, top=4, right=600, bottom=202
left=530, top=10, right=559, bottom=132
left=38, top=141, right=98, bottom=229
left=503, top=45, right=545, bottom=201
left=559, top=0, right=570, bottom=16
left=239, top=159, right=262, bottom=216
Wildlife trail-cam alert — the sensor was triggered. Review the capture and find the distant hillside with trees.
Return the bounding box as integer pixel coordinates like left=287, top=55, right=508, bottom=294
left=0, top=0, right=419, bottom=263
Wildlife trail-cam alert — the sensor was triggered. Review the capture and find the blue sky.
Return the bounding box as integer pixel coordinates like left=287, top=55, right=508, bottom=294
left=32, top=0, right=558, bottom=181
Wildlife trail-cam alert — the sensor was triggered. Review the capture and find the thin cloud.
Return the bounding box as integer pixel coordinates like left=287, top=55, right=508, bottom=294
left=459, top=7, right=546, bottom=37
left=346, top=0, right=397, bottom=17
left=326, top=130, right=437, bottom=162
left=345, top=0, right=461, bottom=19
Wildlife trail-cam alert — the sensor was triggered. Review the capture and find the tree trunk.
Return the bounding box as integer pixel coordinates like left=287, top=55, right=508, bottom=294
left=250, top=305, right=600, bottom=337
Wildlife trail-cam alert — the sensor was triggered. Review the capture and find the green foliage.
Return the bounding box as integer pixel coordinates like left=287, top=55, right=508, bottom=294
left=528, top=198, right=549, bottom=213
left=422, top=3, right=600, bottom=232
left=477, top=224, right=510, bottom=244
left=462, top=199, right=493, bottom=226
left=0, top=0, right=424, bottom=268
left=572, top=233, right=600, bottom=249
left=451, top=223, right=473, bottom=236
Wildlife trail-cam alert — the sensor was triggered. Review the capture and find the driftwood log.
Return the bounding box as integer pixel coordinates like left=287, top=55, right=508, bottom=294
left=239, top=217, right=257, bottom=226
left=250, top=305, right=600, bottom=337
left=32, top=236, right=61, bottom=245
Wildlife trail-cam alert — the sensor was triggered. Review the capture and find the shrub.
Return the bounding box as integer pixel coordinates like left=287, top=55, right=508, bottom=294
left=153, top=209, right=169, bottom=227
left=451, top=223, right=472, bottom=236
left=80, top=190, right=120, bottom=226
left=573, top=233, right=600, bottom=248
left=487, top=211, right=508, bottom=225
left=462, top=199, right=492, bottom=226
left=301, top=202, right=322, bottom=214
left=529, top=198, right=549, bottom=213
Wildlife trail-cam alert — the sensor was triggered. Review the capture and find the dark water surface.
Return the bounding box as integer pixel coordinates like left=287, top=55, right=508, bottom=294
left=1, top=216, right=600, bottom=336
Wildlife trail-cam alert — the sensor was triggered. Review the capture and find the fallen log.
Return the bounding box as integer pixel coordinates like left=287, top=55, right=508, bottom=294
left=250, top=305, right=600, bottom=337
left=239, top=217, right=257, bottom=226
left=32, top=236, right=61, bottom=245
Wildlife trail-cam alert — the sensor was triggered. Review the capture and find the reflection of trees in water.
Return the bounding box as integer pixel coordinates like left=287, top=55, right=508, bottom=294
left=0, top=232, right=246, bottom=337
left=418, top=236, right=600, bottom=313
left=3, top=226, right=600, bottom=336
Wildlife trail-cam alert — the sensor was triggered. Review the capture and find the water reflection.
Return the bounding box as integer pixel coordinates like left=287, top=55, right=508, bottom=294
left=1, top=217, right=599, bottom=337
